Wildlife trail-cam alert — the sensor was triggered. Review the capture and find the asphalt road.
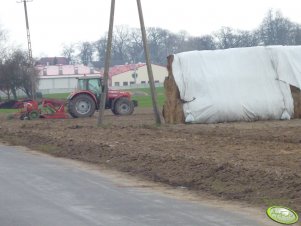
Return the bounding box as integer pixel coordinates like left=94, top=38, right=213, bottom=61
left=0, top=144, right=275, bottom=226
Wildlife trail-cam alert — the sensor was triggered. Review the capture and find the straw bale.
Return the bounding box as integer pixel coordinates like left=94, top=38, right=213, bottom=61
left=290, top=85, right=301, bottom=118
left=162, top=55, right=185, bottom=124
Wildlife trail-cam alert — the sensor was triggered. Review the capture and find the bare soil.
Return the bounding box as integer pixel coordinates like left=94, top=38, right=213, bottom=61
left=0, top=108, right=301, bottom=213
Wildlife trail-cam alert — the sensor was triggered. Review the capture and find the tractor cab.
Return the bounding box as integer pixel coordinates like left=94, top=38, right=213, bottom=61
left=77, top=76, right=103, bottom=97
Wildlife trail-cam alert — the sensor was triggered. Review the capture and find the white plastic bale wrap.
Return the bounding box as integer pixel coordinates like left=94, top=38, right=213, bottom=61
left=268, top=46, right=301, bottom=88
left=172, top=46, right=301, bottom=123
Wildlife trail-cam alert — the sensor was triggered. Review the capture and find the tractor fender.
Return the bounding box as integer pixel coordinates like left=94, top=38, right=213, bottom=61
left=108, top=90, right=132, bottom=111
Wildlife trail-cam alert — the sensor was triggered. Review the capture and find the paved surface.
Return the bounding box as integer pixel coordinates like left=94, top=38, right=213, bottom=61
left=0, top=144, right=274, bottom=226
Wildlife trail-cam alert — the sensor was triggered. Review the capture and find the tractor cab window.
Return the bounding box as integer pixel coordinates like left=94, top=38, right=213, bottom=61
left=88, top=78, right=101, bottom=95
left=77, top=79, right=86, bottom=90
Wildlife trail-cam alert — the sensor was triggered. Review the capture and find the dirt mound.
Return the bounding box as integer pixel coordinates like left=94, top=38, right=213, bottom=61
left=1, top=108, right=301, bottom=214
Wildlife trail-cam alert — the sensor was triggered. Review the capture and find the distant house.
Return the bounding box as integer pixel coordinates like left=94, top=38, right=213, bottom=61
left=108, top=63, right=167, bottom=87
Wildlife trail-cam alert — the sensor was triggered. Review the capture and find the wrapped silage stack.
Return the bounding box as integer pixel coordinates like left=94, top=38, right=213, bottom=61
left=163, top=46, right=301, bottom=124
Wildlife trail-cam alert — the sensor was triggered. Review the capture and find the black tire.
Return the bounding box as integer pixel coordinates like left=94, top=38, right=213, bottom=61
left=113, top=98, right=134, bottom=116
left=68, top=94, right=96, bottom=118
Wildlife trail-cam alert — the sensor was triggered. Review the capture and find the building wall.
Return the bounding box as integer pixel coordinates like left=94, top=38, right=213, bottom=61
left=38, top=74, right=100, bottom=94
left=1, top=75, right=92, bottom=97
left=111, top=64, right=167, bottom=87
left=38, top=77, right=77, bottom=94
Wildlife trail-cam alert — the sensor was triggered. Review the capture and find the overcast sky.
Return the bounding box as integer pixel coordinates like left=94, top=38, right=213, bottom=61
left=0, top=0, right=300, bottom=57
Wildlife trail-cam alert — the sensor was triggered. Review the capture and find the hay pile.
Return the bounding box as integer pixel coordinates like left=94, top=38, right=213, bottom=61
left=162, top=55, right=185, bottom=124
left=291, top=85, right=301, bottom=118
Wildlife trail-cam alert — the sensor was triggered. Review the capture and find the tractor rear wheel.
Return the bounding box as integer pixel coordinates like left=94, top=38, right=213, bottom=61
left=113, top=98, right=134, bottom=115
left=68, top=94, right=96, bottom=118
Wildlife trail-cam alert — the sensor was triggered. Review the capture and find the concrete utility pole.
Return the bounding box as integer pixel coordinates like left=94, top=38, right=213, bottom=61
left=18, top=0, right=36, bottom=100
left=136, top=0, right=161, bottom=124
left=97, top=0, right=115, bottom=126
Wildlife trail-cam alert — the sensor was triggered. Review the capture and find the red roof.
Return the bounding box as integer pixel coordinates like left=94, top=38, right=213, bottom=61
left=100, top=63, right=146, bottom=78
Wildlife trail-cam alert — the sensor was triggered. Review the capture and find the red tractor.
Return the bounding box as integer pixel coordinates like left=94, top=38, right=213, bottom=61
left=67, top=76, right=137, bottom=118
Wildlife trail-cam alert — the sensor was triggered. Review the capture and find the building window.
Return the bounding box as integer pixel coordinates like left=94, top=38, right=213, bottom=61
left=155, top=80, right=159, bottom=83
left=130, top=81, right=135, bottom=85
left=123, top=81, right=128, bottom=86
left=141, top=81, right=146, bottom=84
left=114, top=82, right=120, bottom=86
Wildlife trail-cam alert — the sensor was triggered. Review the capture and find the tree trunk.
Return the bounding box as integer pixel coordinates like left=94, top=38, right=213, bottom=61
left=12, top=88, right=17, bottom=100
left=6, top=89, right=11, bottom=100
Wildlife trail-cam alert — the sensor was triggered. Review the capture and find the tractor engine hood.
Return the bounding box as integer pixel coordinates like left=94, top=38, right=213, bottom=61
left=108, top=89, right=131, bottom=98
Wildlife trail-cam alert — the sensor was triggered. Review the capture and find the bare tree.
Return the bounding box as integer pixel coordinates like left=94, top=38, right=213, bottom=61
left=147, top=27, right=173, bottom=64
left=0, top=60, right=11, bottom=99
left=0, top=50, right=38, bottom=99
left=259, top=9, right=295, bottom=45
left=61, top=43, right=76, bottom=64
left=128, top=28, right=144, bottom=63
left=0, top=25, right=7, bottom=59
left=112, top=25, right=131, bottom=65
left=64, top=9, right=301, bottom=68
left=215, top=27, right=259, bottom=49
left=185, top=35, right=216, bottom=51
left=215, top=27, right=238, bottom=49
left=94, top=35, right=107, bottom=68
left=294, top=25, right=301, bottom=45
left=78, top=41, right=94, bottom=66
left=235, top=30, right=260, bottom=47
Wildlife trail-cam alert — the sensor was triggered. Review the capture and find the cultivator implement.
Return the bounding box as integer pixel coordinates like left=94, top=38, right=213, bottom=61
left=17, top=99, right=69, bottom=120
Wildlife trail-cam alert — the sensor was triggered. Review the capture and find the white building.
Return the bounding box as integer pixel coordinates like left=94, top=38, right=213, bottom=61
left=109, top=63, right=167, bottom=87
left=36, top=64, right=101, bottom=94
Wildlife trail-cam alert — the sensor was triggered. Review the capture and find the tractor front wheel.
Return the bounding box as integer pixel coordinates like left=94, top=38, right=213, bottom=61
left=68, top=94, right=96, bottom=118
